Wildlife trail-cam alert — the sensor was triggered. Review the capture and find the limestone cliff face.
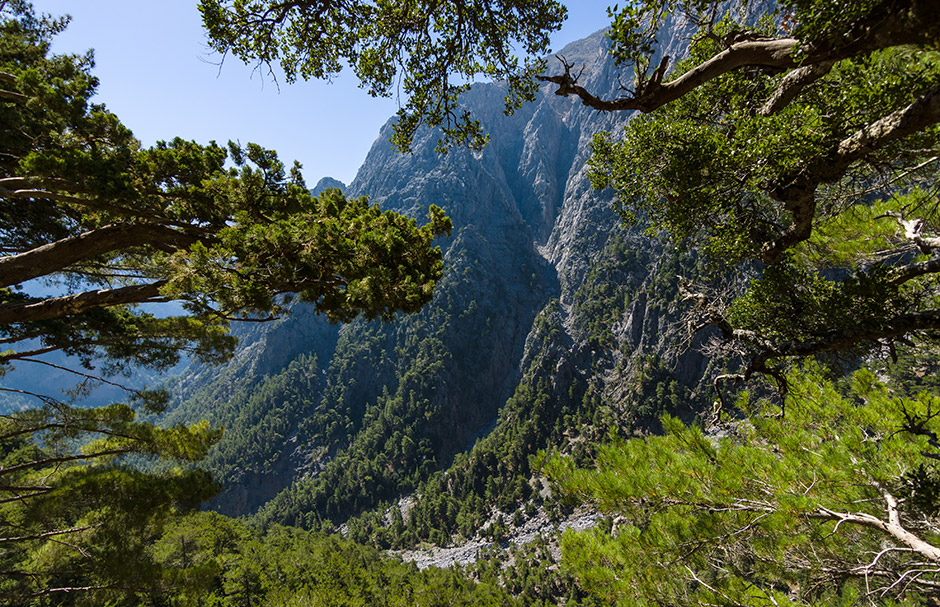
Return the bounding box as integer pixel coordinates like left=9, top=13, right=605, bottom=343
left=168, top=27, right=716, bottom=520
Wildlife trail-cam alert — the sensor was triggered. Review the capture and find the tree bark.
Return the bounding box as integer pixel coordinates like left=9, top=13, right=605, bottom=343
left=0, top=281, right=168, bottom=324
left=734, top=309, right=940, bottom=364
left=758, top=60, right=835, bottom=116
left=538, top=0, right=940, bottom=116
left=815, top=491, right=940, bottom=562
left=762, top=84, right=940, bottom=263
left=890, top=258, right=940, bottom=286
left=0, top=223, right=203, bottom=287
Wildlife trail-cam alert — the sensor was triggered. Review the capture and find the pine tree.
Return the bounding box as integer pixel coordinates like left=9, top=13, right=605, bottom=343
left=0, top=2, right=451, bottom=602
left=548, top=365, right=940, bottom=605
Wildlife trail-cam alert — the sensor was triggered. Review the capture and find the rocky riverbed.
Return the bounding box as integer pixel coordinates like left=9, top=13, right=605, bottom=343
left=395, top=508, right=601, bottom=569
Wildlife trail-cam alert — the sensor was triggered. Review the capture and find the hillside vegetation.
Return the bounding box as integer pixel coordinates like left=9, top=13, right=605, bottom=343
left=4, top=0, right=940, bottom=604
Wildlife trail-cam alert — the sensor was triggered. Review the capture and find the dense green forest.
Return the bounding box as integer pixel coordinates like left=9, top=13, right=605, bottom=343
left=4, top=0, right=940, bottom=605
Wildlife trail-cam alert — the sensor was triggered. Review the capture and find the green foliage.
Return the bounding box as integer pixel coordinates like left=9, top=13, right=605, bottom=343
left=166, top=185, right=453, bottom=324
left=588, top=0, right=940, bottom=370
left=591, top=45, right=940, bottom=259
left=549, top=364, right=940, bottom=605
left=604, top=0, right=931, bottom=77
left=0, top=3, right=453, bottom=603
left=198, top=0, right=567, bottom=152
left=783, top=0, right=886, bottom=46
left=540, top=4, right=940, bottom=602
left=0, top=2, right=452, bottom=383
left=0, top=400, right=219, bottom=605
left=147, top=511, right=519, bottom=606
left=727, top=259, right=908, bottom=348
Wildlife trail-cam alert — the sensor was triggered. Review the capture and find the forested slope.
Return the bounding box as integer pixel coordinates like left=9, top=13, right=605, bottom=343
left=164, top=24, right=715, bottom=531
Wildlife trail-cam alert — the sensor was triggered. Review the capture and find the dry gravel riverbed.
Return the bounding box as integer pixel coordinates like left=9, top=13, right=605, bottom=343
left=393, top=508, right=601, bottom=569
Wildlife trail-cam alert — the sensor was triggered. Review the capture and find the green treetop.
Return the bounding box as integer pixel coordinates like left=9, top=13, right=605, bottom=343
left=198, top=0, right=568, bottom=152
left=534, top=3, right=940, bottom=602
left=0, top=2, right=451, bottom=603
left=547, top=364, right=940, bottom=605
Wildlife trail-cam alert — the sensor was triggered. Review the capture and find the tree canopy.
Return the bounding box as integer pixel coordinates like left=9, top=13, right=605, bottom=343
left=0, top=1, right=450, bottom=602
left=6, top=0, right=940, bottom=602
left=548, top=365, right=940, bottom=605
left=198, top=0, right=568, bottom=152
left=557, top=0, right=940, bottom=386
left=0, top=0, right=452, bottom=386
left=534, top=1, right=940, bottom=604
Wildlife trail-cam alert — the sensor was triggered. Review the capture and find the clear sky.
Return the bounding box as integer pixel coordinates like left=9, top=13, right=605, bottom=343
left=29, top=1, right=614, bottom=186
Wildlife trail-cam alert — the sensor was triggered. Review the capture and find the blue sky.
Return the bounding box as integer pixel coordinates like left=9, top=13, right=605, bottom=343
left=30, top=1, right=614, bottom=186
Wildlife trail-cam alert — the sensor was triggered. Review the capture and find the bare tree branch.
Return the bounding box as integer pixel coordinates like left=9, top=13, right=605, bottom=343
left=0, top=182, right=187, bottom=225
left=889, top=258, right=940, bottom=286
left=0, top=525, right=97, bottom=545
left=812, top=491, right=940, bottom=562
left=0, top=447, right=136, bottom=477
left=0, top=584, right=118, bottom=600
left=11, top=357, right=140, bottom=393
left=0, top=345, right=58, bottom=363
left=882, top=211, right=940, bottom=256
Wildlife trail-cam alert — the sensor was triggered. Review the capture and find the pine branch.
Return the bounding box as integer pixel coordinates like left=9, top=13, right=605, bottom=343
left=0, top=223, right=204, bottom=288
left=0, top=447, right=136, bottom=477
left=0, top=584, right=117, bottom=600
left=0, top=280, right=168, bottom=324
left=0, top=525, right=97, bottom=544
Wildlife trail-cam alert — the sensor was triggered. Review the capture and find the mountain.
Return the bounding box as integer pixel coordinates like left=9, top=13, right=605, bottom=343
left=162, top=25, right=715, bottom=530
left=311, top=176, right=346, bottom=195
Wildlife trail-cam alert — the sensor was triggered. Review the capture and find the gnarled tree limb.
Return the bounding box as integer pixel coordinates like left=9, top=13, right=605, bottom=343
left=758, top=60, right=835, bottom=116
left=0, top=223, right=204, bottom=288
left=813, top=490, right=940, bottom=562
left=0, top=281, right=168, bottom=324
left=762, top=84, right=940, bottom=263
left=538, top=0, right=940, bottom=116
left=889, top=258, right=940, bottom=286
